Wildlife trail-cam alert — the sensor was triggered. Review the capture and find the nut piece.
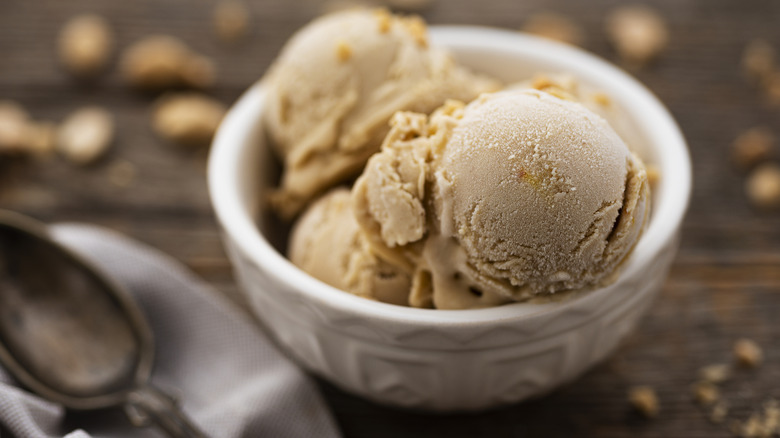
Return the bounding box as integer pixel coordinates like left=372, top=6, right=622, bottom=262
left=56, top=107, right=114, bottom=165
left=692, top=381, right=720, bottom=406
left=606, top=5, right=669, bottom=66
left=737, top=403, right=780, bottom=438
left=740, top=414, right=763, bottom=438
left=0, top=101, right=31, bottom=153
left=628, top=386, right=659, bottom=418
left=529, top=74, right=578, bottom=101
left=152, top=93, right=226, bottom=146
left=699, top=363, right=731, bottom=384
left=591, top=92, right=612, bottom=107
left=336, top=40, right=353, bottom=61
left=734, top=338, right=764, bottom=367
left=746, top=164, right=780, bottom=210
left=763, top=400, right=780, bottom=435
left=742, top=39, right=776, bottom=85
left=120, top=35, right=216, bottom=90
left=732, top=127, right=775, bottom=170
left=0, top=102, right=56, bottom=158
left=374, top=8, right=393, bottom=33
left=401, top=15, right=428, bottom=47
left=522, top=12, right=584, bottom=46
left=731, top=401, right=780, bottom=437
left=58, top=14, right=114, bottom=77
left=214, top=1, right=250, bottom=43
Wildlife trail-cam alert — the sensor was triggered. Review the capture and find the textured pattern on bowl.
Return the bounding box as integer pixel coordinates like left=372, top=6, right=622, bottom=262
left=208, top=27, right=691, bottom=411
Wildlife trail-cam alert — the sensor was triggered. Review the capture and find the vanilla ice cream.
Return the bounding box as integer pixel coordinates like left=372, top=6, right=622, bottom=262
left=289, top=188, right=411, bottom=306
left=507, top=73, right=641, bottom=155
left=352, top=89, right=650, bottom=309
left=263, top=9, right=498, bottom=218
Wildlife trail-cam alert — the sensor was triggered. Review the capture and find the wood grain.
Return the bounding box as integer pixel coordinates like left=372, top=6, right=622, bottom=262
left=1, top=0, right=780, bottom=437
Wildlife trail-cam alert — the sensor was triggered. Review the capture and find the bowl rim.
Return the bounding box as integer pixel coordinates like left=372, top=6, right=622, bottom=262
left=208, top=26, right=692, bottom=327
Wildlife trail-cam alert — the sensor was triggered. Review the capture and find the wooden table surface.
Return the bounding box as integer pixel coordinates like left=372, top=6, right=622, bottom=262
left=2, top=0, right=779, bottom=437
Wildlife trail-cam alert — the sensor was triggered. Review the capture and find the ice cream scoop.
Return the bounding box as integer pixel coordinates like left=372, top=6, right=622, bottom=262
left=353, top=89, right=650, bottom=309
left=289, top=188, right=411, bottom=306
left=263, top=9, right=498, bottom=218
left=507, top=73, right=641, bottom=155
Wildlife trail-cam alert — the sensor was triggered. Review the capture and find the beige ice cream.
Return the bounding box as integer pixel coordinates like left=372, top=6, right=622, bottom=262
left=289, top=188, right=411, bottom=306
left=508, top=73, right=642, bottom=154
left=263, top=9, right=499, bottom=218
left=352, top=89, right=650, bottom=309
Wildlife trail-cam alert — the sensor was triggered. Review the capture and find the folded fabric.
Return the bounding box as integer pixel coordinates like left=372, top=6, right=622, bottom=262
left=0, top=224, right=341, bottom=438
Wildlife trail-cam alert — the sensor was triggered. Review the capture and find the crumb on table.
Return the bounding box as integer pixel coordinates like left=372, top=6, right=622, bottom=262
left=606, top=5, right=669, bottom=66
left=629, top=386, right=659, bottom=418
left=214, top=0, right=250, bottom=43
left=733, top=338, right=764, bottom=368
left=732, top=127, right=775, bottom=171
left=692, top=381, right=720, bottom=406
left=742, top=39, right=776, bottom=84
left=699, top=363, right=731, bottom=384
left=746, top=165, right=780, bottom=210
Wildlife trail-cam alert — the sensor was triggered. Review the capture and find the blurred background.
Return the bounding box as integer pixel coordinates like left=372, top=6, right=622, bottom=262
left=1, top=0, right=779, bottom=437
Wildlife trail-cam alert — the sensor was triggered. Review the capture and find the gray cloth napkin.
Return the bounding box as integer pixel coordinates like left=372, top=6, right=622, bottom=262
left=0, top=224, right=341, bottom=438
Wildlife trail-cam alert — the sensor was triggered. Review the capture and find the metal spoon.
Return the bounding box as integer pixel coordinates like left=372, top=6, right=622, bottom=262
left=0, top=210, right=207, bottom=438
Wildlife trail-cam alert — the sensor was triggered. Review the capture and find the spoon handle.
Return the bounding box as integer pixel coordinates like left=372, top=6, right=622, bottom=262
left=125, top=385, right=208, bottom=438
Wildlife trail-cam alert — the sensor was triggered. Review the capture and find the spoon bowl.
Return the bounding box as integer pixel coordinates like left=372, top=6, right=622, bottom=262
left=0, top=210, right=206, bottom=437
left=0, top=210, right=152, bottom=408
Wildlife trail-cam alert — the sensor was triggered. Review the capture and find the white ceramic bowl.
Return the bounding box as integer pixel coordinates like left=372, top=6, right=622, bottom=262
left=208, top=27, right=691, bottom=411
